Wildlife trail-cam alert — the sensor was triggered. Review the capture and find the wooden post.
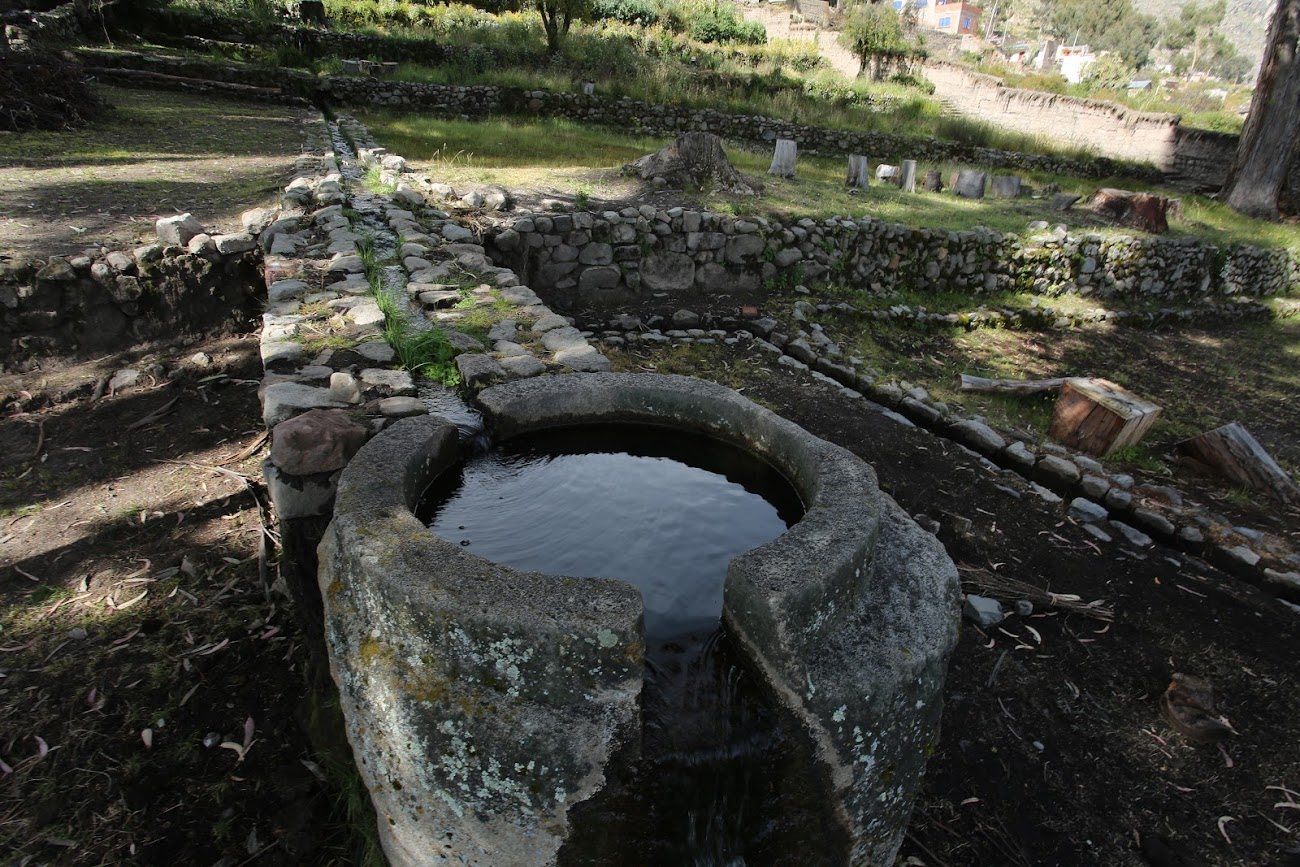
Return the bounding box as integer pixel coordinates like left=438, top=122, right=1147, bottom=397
left=1049, top=378, right=1162, bottom=457
left=1179, top=422, right=1300, bottom=505
left=846, top=154, right=870, bottom=188
left=769, top=139, right=797, bottom=178
left=900, top=159, right=917, bottom=193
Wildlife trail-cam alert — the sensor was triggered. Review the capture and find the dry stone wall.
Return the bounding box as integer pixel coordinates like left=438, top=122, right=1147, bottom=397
left=485, top=208, right=1300, bottom=308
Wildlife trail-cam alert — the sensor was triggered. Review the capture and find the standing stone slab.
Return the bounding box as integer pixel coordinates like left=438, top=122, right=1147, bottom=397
left=769, top=138, right=797, bottom=178
left=846, top=155, right=871, bottom=189
left=899, top=160, right=918, bottom=193
left=953, top=171, right=988, bottom=199
left=989, top=175, right=1022, bottom=199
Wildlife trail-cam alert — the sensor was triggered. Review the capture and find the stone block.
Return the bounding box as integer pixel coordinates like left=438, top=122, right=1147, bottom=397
left=270, top=408, right=368, bottom=475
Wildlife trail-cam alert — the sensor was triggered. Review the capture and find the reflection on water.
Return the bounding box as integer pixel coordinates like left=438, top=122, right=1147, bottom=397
left=418, top=425, right=846, bottom=866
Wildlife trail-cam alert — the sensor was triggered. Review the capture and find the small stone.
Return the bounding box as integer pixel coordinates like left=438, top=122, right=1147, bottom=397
left=109, top=369, right=142, bottom=392
left=1131, top=508, right=1175, bottom=536
left=554, top=346, right=611, bottom=372
left=329, top=372, right=363, bottom=404
left=951, top=419, right=1005, bottom=455
left=203, top=732, right=222, bottom=749
left=1177, top=526, right=1204, bottom=544
left=962, top=594, right=1004, bottom=628
left=213, top=233, right=257, bottom=255
left=1068, top=497, right=1108, bottom=523
left=1014, top=600, right=1034, bottom=617
left=1221, top=545, right=1260, bottom=567
left=455, top=353, right=507, bottom=389
left=360, top=368, right=416, bottom=396
left=270, top=409, right=368, bottom=475
left=355, top=341, right=396, bottom=364
left=532, top=313, right=569, bottom=333
left=500, top=355, right=546, bottom=378
left=671, top=309, right=701, bottom=329
left=261, top=383, right=346, bottom=428
left=379, top=397, right=427, bottom=418
left=156, top=213, right=204, bottom=246
left=1035, top=455, right=1081, bottom=488
left=1109, top=521, right=1153, bottom=548
left=1082, top=524, right=1112, bottom=543
left=68, top=627, right=88, bottom=641
left=187, top=234, right=216, bottom=255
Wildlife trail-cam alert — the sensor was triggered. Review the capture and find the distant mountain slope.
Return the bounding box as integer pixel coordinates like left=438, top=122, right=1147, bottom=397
left=1134, top=0, right=1273, bottom=72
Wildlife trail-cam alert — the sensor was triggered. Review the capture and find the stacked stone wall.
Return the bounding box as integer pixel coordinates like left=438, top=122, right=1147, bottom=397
left=485, top=208, right=1300, bottom=307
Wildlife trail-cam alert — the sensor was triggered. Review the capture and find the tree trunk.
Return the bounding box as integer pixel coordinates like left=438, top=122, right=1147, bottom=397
left=769, top=138, right=797, bottom=178
left=540, top=7, right=561, bottom=54
left=957, top=374, right=1067, bottom=395
left=1179, top=422, right=1300, bottom=505
left=846, top=154, right=870, bottom=188
left=1220, top=0, right=1300, bottom=218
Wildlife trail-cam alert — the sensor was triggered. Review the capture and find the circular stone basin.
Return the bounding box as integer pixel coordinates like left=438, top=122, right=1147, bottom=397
left=319, top=373, right=960, bottom=867
left=417, top=424, right=804, bottom=640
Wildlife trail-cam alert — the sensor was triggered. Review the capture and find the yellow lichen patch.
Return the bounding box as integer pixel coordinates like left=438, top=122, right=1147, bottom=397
left=359, top=639, right=391, bottom=666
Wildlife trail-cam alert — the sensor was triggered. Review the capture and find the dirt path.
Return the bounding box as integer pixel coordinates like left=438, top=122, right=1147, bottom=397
left=0, top=87, right=313, bottom=261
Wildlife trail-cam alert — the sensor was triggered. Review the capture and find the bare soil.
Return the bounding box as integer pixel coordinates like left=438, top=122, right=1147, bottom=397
left=0, top=86, right=313, bottom=260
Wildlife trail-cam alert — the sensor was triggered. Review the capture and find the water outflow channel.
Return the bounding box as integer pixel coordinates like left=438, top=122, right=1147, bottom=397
left=417, top=415, right=850, bottom=865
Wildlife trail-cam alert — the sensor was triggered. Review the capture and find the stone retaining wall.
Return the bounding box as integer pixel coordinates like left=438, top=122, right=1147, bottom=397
left=484, top=208, right=1300, bottom=308
left=0, top=242, right=264, bottom=366
left=924, top=62, right=1181, bottom=166
left=925, top=61, right=1300, bottom=201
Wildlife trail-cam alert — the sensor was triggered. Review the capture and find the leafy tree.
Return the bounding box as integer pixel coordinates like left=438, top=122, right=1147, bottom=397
left=837, top=0, right=908, bottom=80
left=1220, top=0, right=1300, bottom=218
left=1048, top=0, right=1159, bottom=68
left=1162, top=0, right=1227, bottom=74
left=1082, top=52, right=1135, bottom=93
left=533, top=0, right=589, bottom=54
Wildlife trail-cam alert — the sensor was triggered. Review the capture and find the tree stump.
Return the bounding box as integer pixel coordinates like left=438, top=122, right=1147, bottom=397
left=923, top=170, right=943, bottom=192
left=624, top=132, right=763, bottom=195
left=769, top=138, right=797, bottom=178
left=1089, top=188, right=1172, bottom=234
left=1179, top=422, right=1300, bottom=506
left=1048, top=378, right=1162, bottom=457
left=900, top=159, right=918, bottom=193
left=846, top=154, right=870, bottom=188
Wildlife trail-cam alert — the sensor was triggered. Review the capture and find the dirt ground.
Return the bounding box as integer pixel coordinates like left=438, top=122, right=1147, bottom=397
left=2, top=326, right=1298, bottom=865
left=2, top=84, right=1299, bottom=867
left=0, top=87, right=312, bottom=260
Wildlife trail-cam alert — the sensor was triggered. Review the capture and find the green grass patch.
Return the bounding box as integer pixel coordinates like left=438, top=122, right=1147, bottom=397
left=372, top=289, right=460, bottom=385
left=361, top=112, right=1300, bottom=251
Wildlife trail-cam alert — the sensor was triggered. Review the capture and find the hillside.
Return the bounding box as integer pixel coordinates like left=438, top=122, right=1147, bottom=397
left=1134, top=0, right=1272, bottom=72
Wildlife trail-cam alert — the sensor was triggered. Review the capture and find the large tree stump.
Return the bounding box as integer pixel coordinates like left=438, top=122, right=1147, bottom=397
left=624, top=132, right=763, bottom=195
left=1089, top=188, right=1172, bottom=234
left=846, top=154, right=870, bottom=188
left=1049, top=378, right=1162, bottom=457
left=769, top=138, right=797, bottom=178
left=1179, top=422, right=1300, bottom=505
left=923, top=170, right=944, bottom=192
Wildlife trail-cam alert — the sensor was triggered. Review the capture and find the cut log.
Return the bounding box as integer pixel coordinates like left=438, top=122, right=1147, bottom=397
left=923, top=170, right=944, bottom=192
left=1178, top=422, right=1300, bottom=506
left=900, top=159, right=918, bottom=193
left=958, top=374, right=1067, bottom=396
left=1088, top=188, right=1172, bottom=234
left=768, top=138, right=797, bottom=178
left=846, top=154, right=870, bottom=188
left=1048, top=378, right=1162, bottom=457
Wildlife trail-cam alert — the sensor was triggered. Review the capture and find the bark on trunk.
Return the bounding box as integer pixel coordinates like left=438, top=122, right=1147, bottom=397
left=1179, top=422, right=1300, bottom=505
left=1220, top=0, right=1300, bottom=219
left=957, top=374, right=1067, bottom=395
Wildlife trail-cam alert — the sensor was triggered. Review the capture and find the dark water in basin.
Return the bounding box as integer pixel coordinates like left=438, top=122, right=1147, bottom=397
left=417, top=424, right=847, bottom=866
left=418, top=424, right=804, bottom=640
